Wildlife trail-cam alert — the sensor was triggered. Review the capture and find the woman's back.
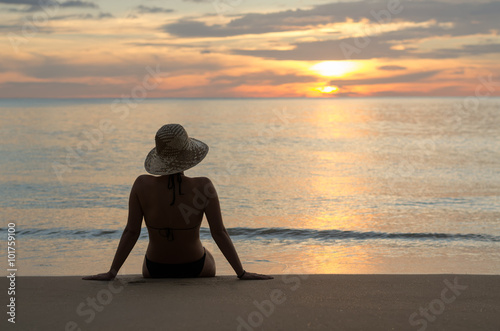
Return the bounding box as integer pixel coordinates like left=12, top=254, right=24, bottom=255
left=137, top=174, right=208, bottom=263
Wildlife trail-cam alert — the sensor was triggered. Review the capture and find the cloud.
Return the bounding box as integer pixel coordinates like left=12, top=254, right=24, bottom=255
left=329, top=70, right=440, bottom=86
left=427, top=43, right=500, bottom=58
left=1, top=0, right=99, bottom=12
left=5, top=55, right=224, bottom=79
left=154, top=72, right=317, bottom=98
left=59, top=1, right=97, bottom=9
left=378, top=65, right=407, bottom=71
left=209, top=71, right=319, bottom=86
left=49, top=13, right=93, bottom=20
left=233, top=37, right=406, bottom=60
left=163, top=19, right=290, bottom=38
left=162, top=2, right=361, bottom=37
left=125, top=42, right=211, bottom=49
left=2, top=0, right=55, bottom=12
left=162, top=1, right=500, bottom=61
left=0, top=72, right=316, bottom=98
left=47, top=11, right=113, bottom=20
left=0, top=81, right=122, bottom=98
left=0, top=0, right=41, bottom=4
left=232, top=34, right=500, bottom=61
left=370, top=84, right=471, bottom=97
left=452, top=68, right=465, bottom=75
left=135, top=5, right=174, bottom=14
left=97, top=12, right=113, bottom=19
left=163, top=1, right=500, bottom=38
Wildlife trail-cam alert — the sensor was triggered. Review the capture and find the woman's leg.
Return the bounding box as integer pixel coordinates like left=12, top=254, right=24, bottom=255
left=199, top=248, right=216, bottom=277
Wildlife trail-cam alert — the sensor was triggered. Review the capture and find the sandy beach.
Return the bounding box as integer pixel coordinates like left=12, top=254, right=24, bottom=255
left=2, top=274, right=499, bottom=330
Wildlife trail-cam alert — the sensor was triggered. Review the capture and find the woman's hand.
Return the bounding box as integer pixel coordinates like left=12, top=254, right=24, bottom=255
left=239, top=271, right=274, bottom=280
left=82, top=271, right=116, bottom=281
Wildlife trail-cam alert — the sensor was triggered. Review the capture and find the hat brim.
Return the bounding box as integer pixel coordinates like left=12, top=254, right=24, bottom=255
left=144, top=138, right=209, bottom=175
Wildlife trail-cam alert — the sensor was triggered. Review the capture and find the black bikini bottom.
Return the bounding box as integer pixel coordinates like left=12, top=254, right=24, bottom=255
left=145, top=248, right=206, bottom=278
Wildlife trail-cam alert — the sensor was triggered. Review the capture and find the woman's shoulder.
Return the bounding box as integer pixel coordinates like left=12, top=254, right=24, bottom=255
left=135, top=174, right=157, bottom=182
left=132, top=174, right=158, bottom=188
left=183, top=175, right=213, bottom=186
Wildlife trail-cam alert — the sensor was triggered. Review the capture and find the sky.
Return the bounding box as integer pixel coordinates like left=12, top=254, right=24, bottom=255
left=1, top=0, right=499, bottom=98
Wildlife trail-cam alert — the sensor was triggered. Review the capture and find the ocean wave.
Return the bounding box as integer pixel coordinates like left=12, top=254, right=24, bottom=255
left=1, top=226, right=499, bottom=243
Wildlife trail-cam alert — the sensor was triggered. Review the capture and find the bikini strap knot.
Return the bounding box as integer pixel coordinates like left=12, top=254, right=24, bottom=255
left=167, top=173, right=184, bottom=206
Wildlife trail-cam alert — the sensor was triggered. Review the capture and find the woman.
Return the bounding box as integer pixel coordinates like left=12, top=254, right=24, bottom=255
left=83, top=124, right=272, bottom=281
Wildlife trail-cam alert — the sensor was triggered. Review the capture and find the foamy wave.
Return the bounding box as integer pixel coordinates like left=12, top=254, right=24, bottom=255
left=1, top=226, right=499, bottom=243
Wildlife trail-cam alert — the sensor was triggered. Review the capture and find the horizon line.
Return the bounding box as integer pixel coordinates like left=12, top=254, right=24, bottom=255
left=1, top=96, right=497, bottom=100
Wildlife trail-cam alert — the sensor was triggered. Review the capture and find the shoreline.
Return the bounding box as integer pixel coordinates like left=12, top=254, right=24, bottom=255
left=2, top=274, right=499, bottom=330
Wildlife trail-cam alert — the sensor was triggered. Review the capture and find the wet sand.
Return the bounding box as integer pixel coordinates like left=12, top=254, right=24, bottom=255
left=2, top=274, right=499, bottom=330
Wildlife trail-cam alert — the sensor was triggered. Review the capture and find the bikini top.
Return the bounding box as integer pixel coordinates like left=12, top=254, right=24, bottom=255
left=146, top=223, right=200, bottom=241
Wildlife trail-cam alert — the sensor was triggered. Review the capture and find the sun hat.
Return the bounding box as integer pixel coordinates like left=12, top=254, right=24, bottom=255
left=144, top=124, right=209, bottom=175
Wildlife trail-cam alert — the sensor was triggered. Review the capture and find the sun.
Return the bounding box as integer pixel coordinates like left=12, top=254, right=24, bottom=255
left=314, top=86, right=339, bottom=94
left=310, top=61, right=356, bottom=77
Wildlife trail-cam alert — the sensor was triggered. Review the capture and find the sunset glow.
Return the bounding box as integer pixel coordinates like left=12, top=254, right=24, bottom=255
left=0, top=0, right=499, bottom=98
left=316, top=86, right=339, bottom=94
left=311, top=61, right=357, bottom=77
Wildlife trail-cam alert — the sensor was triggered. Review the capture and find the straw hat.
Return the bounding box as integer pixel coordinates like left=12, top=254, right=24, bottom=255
left=144, top=124, right=209, bottom=175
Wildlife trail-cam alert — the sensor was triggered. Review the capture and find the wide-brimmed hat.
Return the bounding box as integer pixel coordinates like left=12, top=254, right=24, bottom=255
left=144, top=124, right=209, bottom=175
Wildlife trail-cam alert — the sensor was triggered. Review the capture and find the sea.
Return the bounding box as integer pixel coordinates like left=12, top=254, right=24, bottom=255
left=0, top=97, right=499, bottom=276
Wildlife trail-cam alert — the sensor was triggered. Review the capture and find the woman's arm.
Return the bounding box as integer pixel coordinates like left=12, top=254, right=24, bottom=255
left=83, top=177, right=144, bottom=281
left=203, top=178, right=272, bottom=280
